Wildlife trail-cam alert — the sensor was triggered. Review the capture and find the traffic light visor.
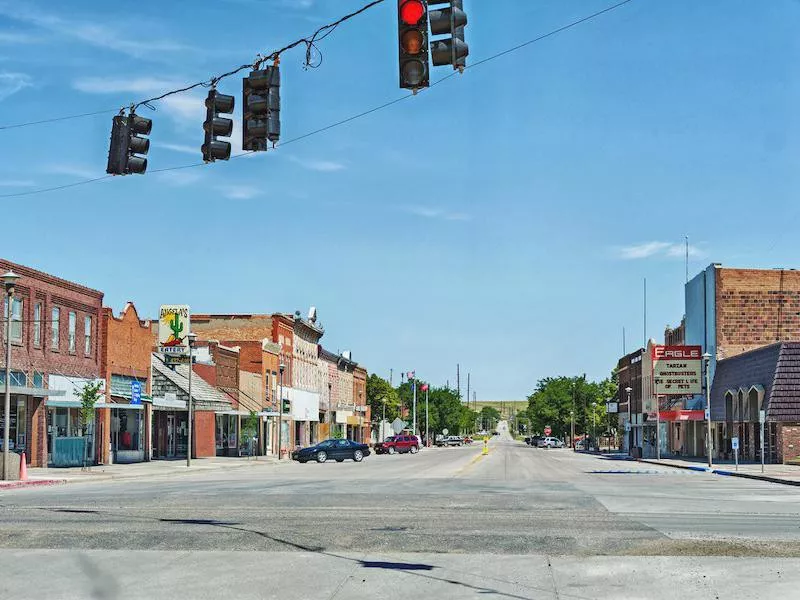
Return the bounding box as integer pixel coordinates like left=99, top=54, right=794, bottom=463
left=401, top=59, right=426, bottom=86
left=401, top=29, right=424, bottom=54
left=399, top=0, right=425, bottom=25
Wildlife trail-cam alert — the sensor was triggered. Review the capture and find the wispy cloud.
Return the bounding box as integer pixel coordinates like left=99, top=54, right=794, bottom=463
left=0, top=179, right=36, bottom=187
left=0, top=71, right=32, bottom=101
left=155, top=170, right=204, bottom=187
left=614, top=241, right=706, bottom=260
left=0, top=2, right=191, bottom=58
left=402, top=206, right=472, bottom=222
left=289, top=155, right=346, bottom=172
left=45, top=164, right=100, bottom=179
left=217, top=184, right=262, bottom=200
left=156, top=142, right=198, bottom=155
left=0, top=31, right=40, bottom=44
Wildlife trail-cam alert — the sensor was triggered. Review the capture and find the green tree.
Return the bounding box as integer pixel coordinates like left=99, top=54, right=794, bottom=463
left=367, top=374, right=400, bottom=423
left=478, top=406, right=501, bottom=431
left=77, top=381, right=102, bottom=470
left=241, top=411, right=259, bottom=456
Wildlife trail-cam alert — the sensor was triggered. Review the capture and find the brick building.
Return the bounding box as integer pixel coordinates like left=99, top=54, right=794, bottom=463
left=0, top=259, right=103, bottom=467
left=657, top=264, right=800, bottom=460
left=616, top=348, right=644, bottom=455
left=97, top=302, right=152, bottom=465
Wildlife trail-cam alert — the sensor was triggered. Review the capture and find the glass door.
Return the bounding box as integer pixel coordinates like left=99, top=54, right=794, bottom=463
left=167, top=414, right=176, bottom=458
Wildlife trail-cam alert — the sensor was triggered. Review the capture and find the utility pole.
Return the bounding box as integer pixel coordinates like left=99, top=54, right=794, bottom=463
left=186, top=332, right=196, bottom=468
left=389, top=368, right=393, bottom=387
left=703, top=353, right=712, bottom=469
left=466, top=373, right=470, bottom=407
left=278, top=363, right=285, bottom=459
left=2, top=271, right=19, bottom=481
left=456, top=364, right=460, bottom=400
left=424, top=385, right=429, bottom=447
left=412, top=376, right=417, bottom=435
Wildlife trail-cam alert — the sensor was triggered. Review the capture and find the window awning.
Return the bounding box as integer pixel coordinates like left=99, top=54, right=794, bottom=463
left=152, top=397, right=187, bottom=410
left=47, top=399, right=81, bottom=408
left=96, top=402, right=144, bottom=411
left=10, top=386, right=67, bottom=397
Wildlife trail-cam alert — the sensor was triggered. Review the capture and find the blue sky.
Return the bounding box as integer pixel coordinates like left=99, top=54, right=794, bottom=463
left=0, top=0, right=797, bottom=400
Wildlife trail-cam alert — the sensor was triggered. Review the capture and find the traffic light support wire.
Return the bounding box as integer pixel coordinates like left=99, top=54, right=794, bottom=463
left=0, top=0, right=636, bottom=199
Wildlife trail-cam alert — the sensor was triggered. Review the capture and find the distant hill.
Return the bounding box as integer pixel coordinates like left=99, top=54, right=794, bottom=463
left=471, top=400, right=527, bottom=418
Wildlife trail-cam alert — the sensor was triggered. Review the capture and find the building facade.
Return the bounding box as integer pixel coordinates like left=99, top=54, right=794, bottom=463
left=616, top=348, right=644, bottom=456
left=97, top=302, right=152, bottom=465
left=0, top=259, right=103, bottom=467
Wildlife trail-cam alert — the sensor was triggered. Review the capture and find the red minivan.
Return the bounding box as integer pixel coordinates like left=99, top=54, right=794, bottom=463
left=374, top=434, right=420, bottom=455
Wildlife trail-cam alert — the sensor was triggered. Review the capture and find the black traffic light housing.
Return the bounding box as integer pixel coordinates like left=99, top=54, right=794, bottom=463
left=106, top=111, right=152, bottom=175
left=202, top=89, right=235, bottom=162
left=282, top=399, right=291, bottom=414
left=398, top=0, right=429, bottom=90
left=428, top=0, right=469, bottom=70
left=242, top=65, right=280, bottom=152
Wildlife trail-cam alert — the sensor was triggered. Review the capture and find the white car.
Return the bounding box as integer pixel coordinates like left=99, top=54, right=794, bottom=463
left=538, top=436, right=564, bottom=449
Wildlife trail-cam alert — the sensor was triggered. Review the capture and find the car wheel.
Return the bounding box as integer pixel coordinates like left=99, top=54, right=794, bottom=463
left=410, top=445, right=418, bottom=454
left=388, top=446, right=395, bottom=455
left=316, top=451, right=327, bottom=463
left=353, top=450, right=364, bottom=462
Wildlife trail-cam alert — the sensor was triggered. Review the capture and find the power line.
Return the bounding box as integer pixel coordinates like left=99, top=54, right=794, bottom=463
left=0, top=0, right=386, bottom=130
left=0, top=0, right=636, bottom=200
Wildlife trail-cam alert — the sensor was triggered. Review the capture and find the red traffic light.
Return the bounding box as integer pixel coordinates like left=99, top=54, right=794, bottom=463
left=399, top=0, right=425, bottom=25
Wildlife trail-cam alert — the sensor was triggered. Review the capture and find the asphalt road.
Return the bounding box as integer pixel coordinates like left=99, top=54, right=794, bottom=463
left=2, top=429, right=800, bottom=599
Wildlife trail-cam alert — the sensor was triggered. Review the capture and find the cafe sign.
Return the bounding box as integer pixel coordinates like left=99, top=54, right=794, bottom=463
left=158, top=305, right=190, bottom=357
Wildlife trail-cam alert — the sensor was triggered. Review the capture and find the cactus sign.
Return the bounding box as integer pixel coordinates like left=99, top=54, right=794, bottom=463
left=158, top=305, right=191, bottom=357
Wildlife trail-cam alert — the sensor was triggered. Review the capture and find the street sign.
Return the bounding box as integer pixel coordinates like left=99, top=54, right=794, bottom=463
left=442, top=428, right=449, bottom=436
left=624, top=422, right=631, bottom=432
left=163, top=354, right=190, bottom=366
left=606, top=402, right=619, bottom=414
left=544, top=426, right=552, bottom=436
left=131, top=381, right=142, bottom=405
left=704, top=408, right=710, bottom=420
left=158, top=305, right=190, bottom=356
left=732, top=437, right=739, bottom=450
left=391, top=418, right=406, bottom=434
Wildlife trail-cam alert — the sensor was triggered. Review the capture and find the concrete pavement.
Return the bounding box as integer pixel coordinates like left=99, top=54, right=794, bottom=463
left=2, top=431, right=799, bottom=598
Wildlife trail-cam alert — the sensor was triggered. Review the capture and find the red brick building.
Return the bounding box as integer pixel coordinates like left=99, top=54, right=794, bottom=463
left=1, top=259, right=103, bottom=467
left=97, top=302, right=153, bottom=464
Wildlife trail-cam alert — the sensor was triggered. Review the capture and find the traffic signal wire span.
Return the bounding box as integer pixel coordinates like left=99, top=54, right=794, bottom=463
left=0, top=0, right=636, bottom=199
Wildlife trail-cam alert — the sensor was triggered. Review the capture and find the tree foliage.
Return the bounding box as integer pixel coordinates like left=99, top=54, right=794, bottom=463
left=526, top=373, right=617, bottom=439
left=77, top=380, right=103, bottom=434
left=367, top=374, right=401, bottom=422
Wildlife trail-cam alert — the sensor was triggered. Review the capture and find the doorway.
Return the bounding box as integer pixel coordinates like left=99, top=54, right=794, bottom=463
left=167, top=414, right=177, bottom=458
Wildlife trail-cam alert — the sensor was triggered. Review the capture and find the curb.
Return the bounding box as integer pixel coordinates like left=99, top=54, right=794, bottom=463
left=0, top=479, right=67, bottom=490
left=638, top=459, right=800, bottom=486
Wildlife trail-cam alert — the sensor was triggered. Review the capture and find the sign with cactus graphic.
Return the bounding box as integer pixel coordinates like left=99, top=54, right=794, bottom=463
left=158, top=305, right=191, bottom=357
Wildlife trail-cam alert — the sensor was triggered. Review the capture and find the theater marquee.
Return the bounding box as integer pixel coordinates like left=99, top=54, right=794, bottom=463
left=651, top=345, right=702, bottom=396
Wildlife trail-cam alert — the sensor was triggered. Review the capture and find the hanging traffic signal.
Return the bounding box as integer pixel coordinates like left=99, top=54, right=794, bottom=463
left=242, top=65, right=280, bottom=152
left=428, top=0, right=469, bottom=70
left=202, top=89, right=235, bottom=162
left=398, top=0, right=429, bottom=90
left=106, top=111, right=151, bottom=175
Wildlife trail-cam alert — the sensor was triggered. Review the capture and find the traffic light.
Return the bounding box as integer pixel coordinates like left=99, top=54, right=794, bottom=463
left=242, top=65, right=280, bottom=152
left=428, top=0, right=469, bottom=70
left=202, top=89, right=235, bottom=162
left=281, top=399, right=291, bottom=414
left=397, top=0, right=429, bottom=90
left=106, top=111, right=152, bottom=175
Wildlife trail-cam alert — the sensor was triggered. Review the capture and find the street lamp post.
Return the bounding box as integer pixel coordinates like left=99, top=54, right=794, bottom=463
left=570, top=410, right=575, bottom=451
left=592, top=401, right=597, bottom=449
left=625, top=386, right=632, bottom=456
left=2, top=271, right=20, bottom=481
left=278, top=362, right=285, bottom=460
left=382, top=397, right=386, bottom=442
left=703, top=352, right=712, bottom=469
left=186, top=332, right=197, bottom=468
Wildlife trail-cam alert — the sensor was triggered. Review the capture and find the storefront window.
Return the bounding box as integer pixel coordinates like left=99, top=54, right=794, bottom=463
left=112, top=409, right=143, bottom=452
left=215, top=415, right=238, bottom=455
left=16, top=398, right=26, bottom=450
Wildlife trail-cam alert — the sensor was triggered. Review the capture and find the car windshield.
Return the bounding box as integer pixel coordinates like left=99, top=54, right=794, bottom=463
left=317, top=440, right=335, bottom=448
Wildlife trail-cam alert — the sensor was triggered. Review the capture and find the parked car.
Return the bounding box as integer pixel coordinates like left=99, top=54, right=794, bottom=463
left=292, top=439, right=371, bottom=463
left=529, top=435, right=542, bottom=447
left=435, top=435, right=464, bottom=447
left=537, top=436, right=564, bottom=449
left=374, top=434, right=420, bottom=455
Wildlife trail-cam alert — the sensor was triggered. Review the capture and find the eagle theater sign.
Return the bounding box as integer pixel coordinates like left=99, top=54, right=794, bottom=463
left=651, top=345, right=703, bottom=395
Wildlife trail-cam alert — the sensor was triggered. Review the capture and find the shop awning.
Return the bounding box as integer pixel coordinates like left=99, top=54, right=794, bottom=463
left=9, top=386, right=67, bottom=397
left=215, top=409, right=251, bottom=416
left=659, top=409, right=706, bottom=421
left=152, top=396, right=187, bottom=410
left=96, top=402, right=144, bottom=411
left=46, top=399, right=80, bottom=408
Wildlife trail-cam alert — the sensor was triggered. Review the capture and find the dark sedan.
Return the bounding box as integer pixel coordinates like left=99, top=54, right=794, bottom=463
left=291, top=439, right=370, bottom=463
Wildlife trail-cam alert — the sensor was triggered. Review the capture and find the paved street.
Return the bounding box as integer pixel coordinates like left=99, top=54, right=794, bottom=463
left=2, top=432, right=800, bottom=598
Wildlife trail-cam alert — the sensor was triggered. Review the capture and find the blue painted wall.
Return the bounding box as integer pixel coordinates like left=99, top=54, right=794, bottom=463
left=684, top=264, right=718, bottom=410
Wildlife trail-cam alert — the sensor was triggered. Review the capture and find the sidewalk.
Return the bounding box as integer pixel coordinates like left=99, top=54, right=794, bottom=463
left=22, top=455, right=280, bottom=485
left=637, top=456, right=800, bottom=486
